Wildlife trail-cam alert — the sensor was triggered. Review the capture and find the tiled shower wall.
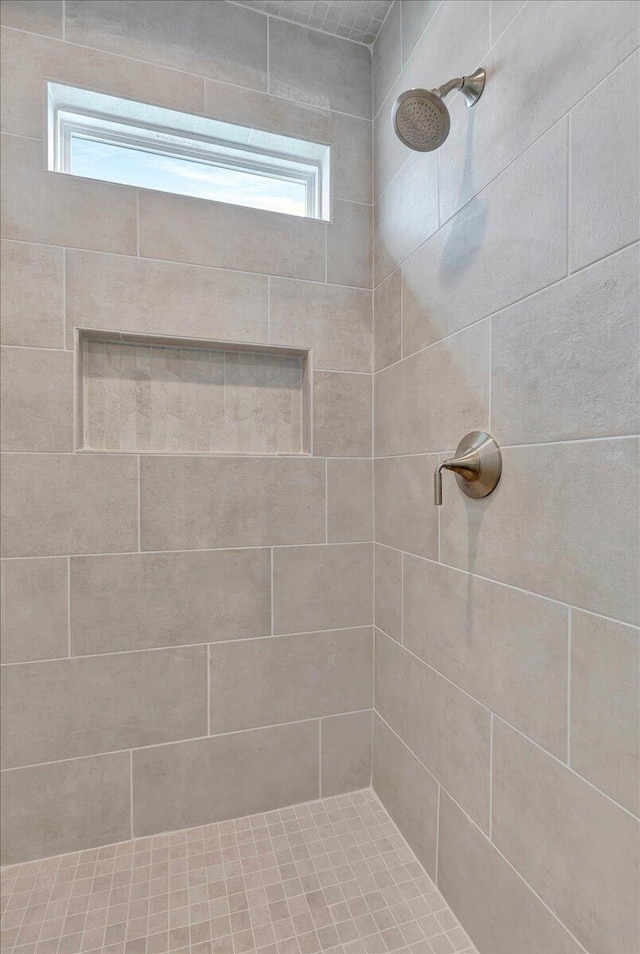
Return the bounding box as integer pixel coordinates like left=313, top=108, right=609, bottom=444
left=0, top=0, right=374, bottom=865
left=371, top=2, right=639, bottom=953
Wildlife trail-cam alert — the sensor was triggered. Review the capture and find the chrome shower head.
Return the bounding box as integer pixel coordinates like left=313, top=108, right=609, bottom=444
left=392, top=67, right=486, bottom=152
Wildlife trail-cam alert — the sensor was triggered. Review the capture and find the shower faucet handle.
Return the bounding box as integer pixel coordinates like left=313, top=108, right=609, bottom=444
left=434, top=431, right=502, bottom=505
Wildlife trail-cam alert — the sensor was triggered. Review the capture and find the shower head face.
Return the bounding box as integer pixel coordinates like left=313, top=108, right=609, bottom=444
left=392, top=88, right=451, bottom=152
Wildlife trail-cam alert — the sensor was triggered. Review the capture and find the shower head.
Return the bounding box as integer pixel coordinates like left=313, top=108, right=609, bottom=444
left=392, top=67, right=486, bottom=152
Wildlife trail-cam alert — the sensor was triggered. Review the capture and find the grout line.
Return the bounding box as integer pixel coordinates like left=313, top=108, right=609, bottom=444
left=0, top=539, right=377, bottom=558
left=567, top=608, right=572, bottom=765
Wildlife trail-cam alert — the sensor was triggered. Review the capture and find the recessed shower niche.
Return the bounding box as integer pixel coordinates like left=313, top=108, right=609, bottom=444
left=76, top=330, right=311, bottom=455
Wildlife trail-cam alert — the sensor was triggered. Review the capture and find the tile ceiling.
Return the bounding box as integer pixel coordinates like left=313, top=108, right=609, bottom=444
left=230, top=0, right=394, bottom=44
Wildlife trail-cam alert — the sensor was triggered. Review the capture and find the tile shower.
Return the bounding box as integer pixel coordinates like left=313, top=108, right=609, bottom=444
left=0, top=3, right=638, bottom=954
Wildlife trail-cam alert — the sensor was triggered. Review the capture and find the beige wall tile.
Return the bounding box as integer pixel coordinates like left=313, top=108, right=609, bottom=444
left=491, top=245, right=640, bottom=444
left=375, top=631, right=491, bottom=829
left=373, top=2, right=400, bottom=116
left=372, top=714, right=438, bottom=877
left=403, top=556, right=569, bottom=757
left=140, top=457, right=325, bottom=551
left=327, top=459, right=373, bottom=543
left=138, top=189, right=325, bottom=281
left=399, top=1, right=440, bottom=66
left=1, top=134, right=137, bottom=253
left=374, top=321, right=489, bottom=456
left=71, top=549, right=271, bottom=655
left=322, top=710, right=373, bottom=797
left=273, top=544, right=373, bottom=635
left=1, top=0, right=62, bottom=37
left=570, top=610, right=639, bottom=815
left=375, top=547, right=402, bottom=642
left=440, top=439, right=640, bottom=625
left=1, top=646, right=207, bottom=768
left=438, top=790, right=582, bottom=954
left=374, top=456, right=438, bottom=559
left=327, top=199, right=372, bottom=290
left=270, top=279, right=372, bottom=373
left=1, top=348, right=73, bottom=451
left=402, top=121, right=567, bottom=354
left=1, top=752, right=130, bottom=864
left=490, top=0, right=526, bottom=43
left=492, top=718, right=640, bottom=954
left=374, top=268, right=401, bottom=372
left=0, top=241, right=64, bottom=348
left=1, top=558, right=68, bottom=663
left=0, top=26, right=204, bottom=139
left=132, top=722, right=319, bottom=837
left=1, top=454, right=138, bottom=558
left=313, top=372, right=372, bottom=458
left=209, top=629, right=373, bottom=733
left=570, top=52, right=639, bottom=271
left=65, top=0, right=267, bottom=90
left=269, top=19, right=372, bottom=119
left=65, top=251, right=269, bottom=348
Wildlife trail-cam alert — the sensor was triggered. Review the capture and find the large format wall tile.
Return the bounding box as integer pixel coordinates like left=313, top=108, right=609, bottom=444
left=0, top=27, right=204, bottom=140
left=313, top=372, right=372, bottom=457
left=372, top=714, right=438, bottom=877
left=132, top=722, right=319, bottom=837
left=402, top=120, right=567, bottom=354
left=1, top=753, right=130, bottom=864
left=491, top=244, right=640, bottom=444
left=1, top=0, right=63, bottom=37
left=374, top=546, right=402, bottom=642
left=374, top=321, right=490, bottom=456
left=374, top=268, right=401, bottom=371
left=327, top=199, right=372, bottom=290
left=65, top=0, right=267, bottom=90
left=438, top=791, right=581, bottom=954
left=140, top=457, right=325, bottom=551
left=399, top=0, right=440, bottom=67
left=373, top=1, right=400, bottom=116
left=490, top=0, right=526, bottom=43
left=0, top=241, right=64, bottom=348
left=327, top=458, right=373, bottom=543
left=570, top=51, right=640, bottom=271
left=1, top=646, right=207, bottom=768
left=209, top=629, right=373, bottom=733
left=65, top=251, right=269, bottom=347
left=374, top=456, right=438, bottom=559
left=375, top=631, right=491, bottom=829
left=1, top=454, right=138, bottom=558
left=439, top=0, right=639, bottom=221
left=570, top=610, right=639, bottom=815
left=492, top=719, right=640, bottom=954
left=269, top=19, right=372, bottom=119
left=273, top=544, right=373, bottom=635
left=1, top=348, right=73, bottom=452
left=321, top=710, right=372, bottom=797
left=1, top=558, right=68, bottom=664
left=138, top=190, right=325, bottom=281
left=70, top=549, right=271, bottom=654
left=403, top=557, right=569, bottom=757
left=1, top=134, right=137, bottom=253
left=269, top=279, right=372, bottom=373
left=440, top=439, right=640, bottom=625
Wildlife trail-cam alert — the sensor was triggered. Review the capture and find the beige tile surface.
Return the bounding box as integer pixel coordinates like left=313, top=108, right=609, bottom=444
left=0, top=0, right=62, bottom=36
left=321, top=712, right=373, bottom=798
left=140, top=457, right=325, bottom=551
left=132, top=722, right=319, bottom=837
left=0, top=241, right=64, bottom=348
left=269, top=279, right=372, bottom=373
left=403, top=556, right=569, bottom=757
left=440, top=439, right=640, bottom=625
left=399, top=0, right=440, bottom=67
left=327, top=459, right=373, bottom=543
left=1, top=558, right=68, bottom=664
left=1, top=646, right=208, bottom=768
left=374, top=268, right=401, bottom=372
left=313, top=372, right=372, bottom=458
left=570, top=610, right=640, bottom=815
left=490, top=0, right=527, bottom=42
left=374, top=547, right=402, bottom=643
left=1, top=454, right=138, bottom=558
left=375, top=631, right=491, bottom=830
left=273, top=544, right=373, bottom=635
left=373, top=1, right=400, bottom=116
left=374, top=456, right=439, bottom=559
left=71, top=549, right=271, bottom=655
left=1, top=348, right=73, bottom=452
left=492, top=718, right=640, bottom=954
left=209, top=629, right=373, bottom=734
left=372, top=715, right=438, bottom=878
left=326, top=200, right=372, bottom=290
left=1, top=752, right=130, bottom=864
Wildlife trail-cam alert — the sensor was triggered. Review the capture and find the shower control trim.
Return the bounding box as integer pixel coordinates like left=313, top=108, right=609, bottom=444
left=434, top=431, right=502, bottom=505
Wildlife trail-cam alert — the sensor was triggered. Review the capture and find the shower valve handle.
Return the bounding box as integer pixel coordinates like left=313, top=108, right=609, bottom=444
left=433, top=431, right=502, bottom=506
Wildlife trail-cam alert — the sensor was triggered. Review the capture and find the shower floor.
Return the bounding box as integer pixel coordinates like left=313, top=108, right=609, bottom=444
left=0, top=789, right=476, bottom=954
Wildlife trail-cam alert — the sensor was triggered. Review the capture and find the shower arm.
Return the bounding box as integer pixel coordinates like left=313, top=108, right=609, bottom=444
left=433, top=77, right=465, bottom=100
left=433, top=449, right=481, bottom=505
left=433, top=68, right=487, bottom=107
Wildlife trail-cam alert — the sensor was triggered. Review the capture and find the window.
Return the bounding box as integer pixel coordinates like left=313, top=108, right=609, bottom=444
left=47, top=84, right=330, bottom=220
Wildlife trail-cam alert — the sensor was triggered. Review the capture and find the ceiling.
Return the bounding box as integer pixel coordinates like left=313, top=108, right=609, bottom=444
left=230, top=0, right=393, bottom=44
